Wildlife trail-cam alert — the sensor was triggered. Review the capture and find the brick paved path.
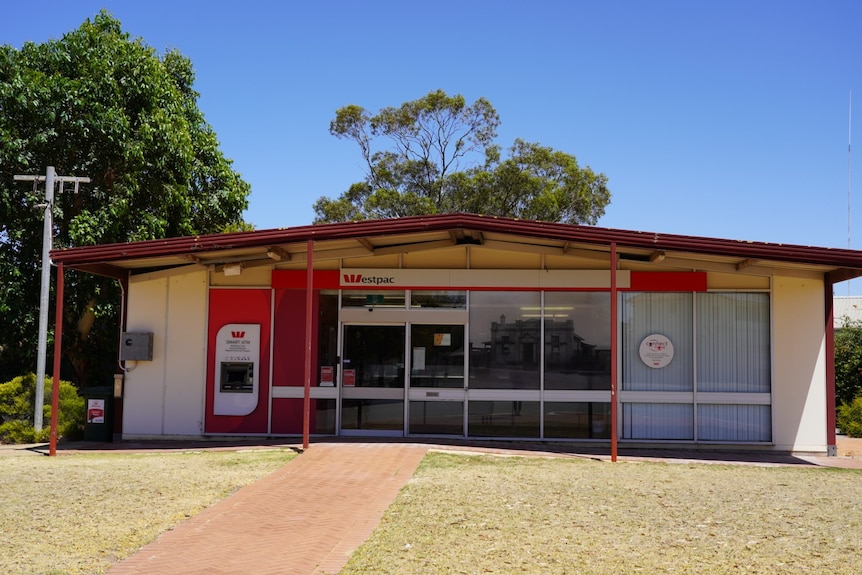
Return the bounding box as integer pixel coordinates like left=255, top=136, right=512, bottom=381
left=106, top=443, right=428, bottom=575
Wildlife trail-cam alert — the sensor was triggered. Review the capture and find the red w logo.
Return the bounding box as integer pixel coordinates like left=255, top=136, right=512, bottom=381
left=343, top=274, right=363, bottom=283
left=231, top=331, right=246, bottom=338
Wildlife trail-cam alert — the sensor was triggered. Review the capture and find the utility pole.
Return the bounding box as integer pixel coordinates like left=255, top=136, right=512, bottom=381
left=14, top=167, right=90, bottom=430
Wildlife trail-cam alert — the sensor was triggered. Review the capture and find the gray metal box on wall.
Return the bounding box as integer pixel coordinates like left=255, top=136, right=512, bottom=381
left=120, top=332, right=154, bottom=361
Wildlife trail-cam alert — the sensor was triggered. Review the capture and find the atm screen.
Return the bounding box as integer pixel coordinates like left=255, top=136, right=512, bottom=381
left=220, top=362, right=254, bottom=393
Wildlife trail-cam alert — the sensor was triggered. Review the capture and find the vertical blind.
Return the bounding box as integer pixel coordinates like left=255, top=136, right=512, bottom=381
left=621, top=292, right=771, bottom=442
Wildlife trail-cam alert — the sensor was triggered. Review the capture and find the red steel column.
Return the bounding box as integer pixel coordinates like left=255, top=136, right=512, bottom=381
left=302, top=240, right=314, bottom=450
left=49, top=262, right=64, bottom=457
left=610, top=243, right=618, bottom=462
left=825, top=278, right=837, bottom=456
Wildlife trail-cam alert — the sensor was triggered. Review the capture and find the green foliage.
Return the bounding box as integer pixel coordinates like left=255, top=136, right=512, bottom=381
left=316, top=89, right=610, bottom=224
left=0, top=11, right=251, bottom=385
left=837, top=396, right=862, bottom=437
left=0, top=374, right=84, bottom=443
left=834, top=317, right=862, bottom=407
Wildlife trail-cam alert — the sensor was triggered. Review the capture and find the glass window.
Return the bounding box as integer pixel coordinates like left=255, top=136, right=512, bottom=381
left=696, top=293, right=770, bottom=393
left=622, top=403, right=693, bottom=440
left=342, top=325, right=405, bottom=388
left=409, top=401, right=463, bottom=435
left=469, top=292, right=541, bottom=390
left=410, top=325, right=464, bottom=388
left=621, top=293, right=693, bottom=392
left=341, top=290, right=405, bottom=308
left=341, top=399, right=404, bottom=431
left=544, top=402, right=610, bottom=439
left=411, top=290, right=467, bottom=309
left=697, top=404, right=771, bottom=442
left=317, top=292, right=339, bottom=385
left=468, top=400, right=539, bottom=437
left=544, top=292, right=611, bottom=390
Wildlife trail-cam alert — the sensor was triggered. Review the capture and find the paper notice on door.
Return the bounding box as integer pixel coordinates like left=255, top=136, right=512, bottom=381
left=434, top=333, right=451, bottom=346
left=413, top=347, right=426, bottom=371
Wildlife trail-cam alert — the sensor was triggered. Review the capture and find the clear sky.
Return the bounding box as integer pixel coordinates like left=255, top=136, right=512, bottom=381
left=2, top=1, right=860, bottom=253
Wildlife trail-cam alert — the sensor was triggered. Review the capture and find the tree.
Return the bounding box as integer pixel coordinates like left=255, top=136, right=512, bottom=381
left=0, top=11, right=251, bottom=386
left=315, top=89, right=610, bottom=224
left=835, top=317, right=862, bottom=407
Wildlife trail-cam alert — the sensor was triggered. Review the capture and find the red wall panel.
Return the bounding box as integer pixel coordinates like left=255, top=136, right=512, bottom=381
left=205, top=289, right=271, bottom=434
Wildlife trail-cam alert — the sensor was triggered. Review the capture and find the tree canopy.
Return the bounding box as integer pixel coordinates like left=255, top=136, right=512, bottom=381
left=835, top=317, right=862, bottom=407
left=0, top=11, right=251, bottom=385
left=314, top=90, right=610, bottom=224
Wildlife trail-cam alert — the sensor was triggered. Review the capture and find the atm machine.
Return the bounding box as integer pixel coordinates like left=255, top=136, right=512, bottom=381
left=213, top=324, right=261, bottom=416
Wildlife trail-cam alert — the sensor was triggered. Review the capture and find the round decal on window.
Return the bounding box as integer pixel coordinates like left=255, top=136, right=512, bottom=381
left=639, top=334, right=674, bottom=368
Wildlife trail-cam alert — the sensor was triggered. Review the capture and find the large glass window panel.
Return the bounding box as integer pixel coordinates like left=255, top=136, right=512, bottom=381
left=342, top=325, right=405, bottom=387
left=696, top=293, right=771, bottom=393
left=544, top=402, right=611, bottom=439
left=622, top=293, right=693, bottom=391
left=341, top=290, right=406, bottom=308
left=409, top=401, right=464, bottom=435
left=469, top=292, right=541, bottom=390
left=697, top=404, right=771, bottom=442
left=317, top=292, right=339, bottom=385
left=410, top=290, right=467, bottom=309
left=544, top=292, right=611, bottom=390
left=622, top=403, right=693, bottom=440
left=468, top=401, right=539, bottom=437
left=410, top=325, right=465, bottom=388
left=341, top=399, right=404, bottom=430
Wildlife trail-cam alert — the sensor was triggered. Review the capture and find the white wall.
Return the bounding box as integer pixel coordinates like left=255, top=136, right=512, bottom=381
left=123, top=268, right=208, bottom=438
left=772, top=276, right=827, bottom=453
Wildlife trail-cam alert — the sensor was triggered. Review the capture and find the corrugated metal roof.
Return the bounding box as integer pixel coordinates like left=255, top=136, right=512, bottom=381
left=49, top=213, right=862, bottom=281
left=834, top=296, right=862, bottom=327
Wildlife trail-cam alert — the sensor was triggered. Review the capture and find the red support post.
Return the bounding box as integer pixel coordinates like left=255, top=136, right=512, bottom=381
left=825, top=279, right=837, bottom=456
left=302, top=240, right=314, bottom=450
left=49, top=262, right=64, bottom=457
left=610, top=243, right=618, bottom=462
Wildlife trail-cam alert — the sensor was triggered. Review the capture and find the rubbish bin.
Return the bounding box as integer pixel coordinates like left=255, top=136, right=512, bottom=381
left=82, top=386, right=113, bottom=442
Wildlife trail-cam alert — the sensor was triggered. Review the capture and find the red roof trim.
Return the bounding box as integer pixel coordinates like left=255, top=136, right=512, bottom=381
left=50, top=213, right=862, bottom=270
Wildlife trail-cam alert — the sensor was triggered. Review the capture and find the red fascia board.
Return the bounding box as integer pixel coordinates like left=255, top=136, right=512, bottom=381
left=627, top=272, right=708, bottom=292
left=272, top=270, right=340, bottom=289
left=50, top=213, right=862, bottom=270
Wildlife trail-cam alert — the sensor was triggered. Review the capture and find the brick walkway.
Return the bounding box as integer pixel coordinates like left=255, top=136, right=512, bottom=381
left=106, top=443, right=427, bottom=575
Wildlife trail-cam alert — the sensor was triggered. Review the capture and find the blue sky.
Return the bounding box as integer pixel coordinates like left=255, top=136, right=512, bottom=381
left=3, top=1, right=860, bottom=253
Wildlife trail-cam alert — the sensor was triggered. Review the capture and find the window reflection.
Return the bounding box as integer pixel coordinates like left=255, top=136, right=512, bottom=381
left=410, top=325, right=464, bottom=388
left=469, top=292, right=541, bottom=390
left=543, top=292, right=611, bottom=390
left=410, top=290, right=467, bottom=309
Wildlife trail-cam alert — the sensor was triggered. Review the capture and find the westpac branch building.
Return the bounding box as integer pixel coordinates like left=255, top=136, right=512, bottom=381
left=52, top=214, right=860, bottom=455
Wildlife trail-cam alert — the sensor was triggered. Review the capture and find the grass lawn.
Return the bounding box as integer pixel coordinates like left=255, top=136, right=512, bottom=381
left=341, top=452, right=862, bottom=575
left=0, top=449, right=296, bottom=575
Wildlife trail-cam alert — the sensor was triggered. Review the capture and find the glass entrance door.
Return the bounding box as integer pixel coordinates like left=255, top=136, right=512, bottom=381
left=407, top=324, right=466, bottom=436
left=340, top=325, right=405, bottom=435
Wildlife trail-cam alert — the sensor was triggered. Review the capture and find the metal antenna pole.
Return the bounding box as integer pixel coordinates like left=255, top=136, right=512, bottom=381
left=14, top=167, right=89, bottom=431
left=34, top=166, right=56, bottom=430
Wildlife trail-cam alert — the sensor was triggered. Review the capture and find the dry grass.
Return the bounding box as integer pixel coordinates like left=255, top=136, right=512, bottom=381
left=0, top=449, right=295, bottom=575
left=341, top=452, right=862, bottom=575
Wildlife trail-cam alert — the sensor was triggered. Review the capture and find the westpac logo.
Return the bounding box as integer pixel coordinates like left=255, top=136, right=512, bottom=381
left=342, top=273, right=396, bottom=285
left=231, top=331, right=246, bottom=338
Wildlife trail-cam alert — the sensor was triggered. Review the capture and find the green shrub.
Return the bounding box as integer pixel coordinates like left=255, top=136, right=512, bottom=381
left=837, top=396, right=862, bottom=438
left=0, top=374, right=85, bottom=443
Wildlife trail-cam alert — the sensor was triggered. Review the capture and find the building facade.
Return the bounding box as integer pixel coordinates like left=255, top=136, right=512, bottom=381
left=52, top=214, right=862, bottom=454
